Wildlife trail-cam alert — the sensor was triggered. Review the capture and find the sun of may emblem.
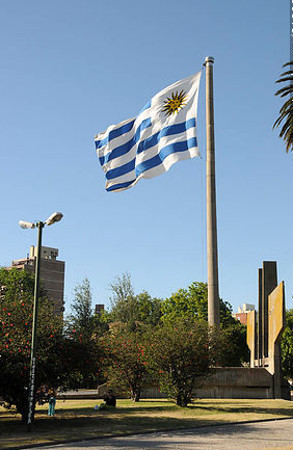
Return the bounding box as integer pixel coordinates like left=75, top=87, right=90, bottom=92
left=162, top=89, right=188, bottom=116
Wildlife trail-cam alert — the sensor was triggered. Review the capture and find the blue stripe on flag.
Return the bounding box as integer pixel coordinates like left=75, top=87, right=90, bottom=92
left=95, top=119, right=136, bottom=150
left=106, top=180, right=135, bottom=192
left=135, top=137, right=198, bottom=177
left=137, top=118, right=196, bottom=155
left=106, top=158, right=135, bottom=180
left=99, top=118, right=152, bottom=166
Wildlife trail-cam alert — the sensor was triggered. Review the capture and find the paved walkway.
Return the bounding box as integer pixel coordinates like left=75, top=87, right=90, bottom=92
left=24, top=419, right=293, bottom=450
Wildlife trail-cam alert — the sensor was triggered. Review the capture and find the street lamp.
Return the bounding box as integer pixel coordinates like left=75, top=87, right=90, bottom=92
left=19, top=212, right=63, bottom=431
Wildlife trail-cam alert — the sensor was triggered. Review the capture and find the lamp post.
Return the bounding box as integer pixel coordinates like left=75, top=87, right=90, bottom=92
left=19, top=212, right=63, bottom=431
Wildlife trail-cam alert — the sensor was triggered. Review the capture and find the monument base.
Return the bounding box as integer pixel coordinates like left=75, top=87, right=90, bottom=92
left=139, top=367, right=291, bottom=400
left=195, top=367, right=291, bottom=400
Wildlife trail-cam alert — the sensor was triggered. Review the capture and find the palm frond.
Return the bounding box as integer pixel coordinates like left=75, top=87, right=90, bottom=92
left=275, top=76, right=293, bottom=85
left=275, top=87, right=293, bottom=98
left=274, top=61, right=293, bottom=153
left=282, top=62, right=293, bottom=68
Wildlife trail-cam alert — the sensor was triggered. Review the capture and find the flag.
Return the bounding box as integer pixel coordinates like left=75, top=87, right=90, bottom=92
left=94, top=71, right=201, bottom=192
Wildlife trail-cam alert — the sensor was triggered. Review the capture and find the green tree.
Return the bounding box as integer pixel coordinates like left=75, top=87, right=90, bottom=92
left=134, top=291, right=162, bottom=327
left=148, top=319, right=220, bottom=407
left=218, top=322, right=249, bottom=367
left=100, top=328, right=149, bottom=401
left=62, top=328, right=101, bottom=390
left=274, top=62, right=293, bottom=153
left=161, top=282, right=249, bottom=366
left=109, top=273, right=162, bottom=330
left=110, top=292, right=162, bottom=329
left=93, top=309, right=111, bottom=337
left=68, top=278, right=95, bottom=341
left=67, top=278, right=104, bottom=387
left=109, top=272, right=134, bottom=306
left=162, top=282, right=234, bottom=327
left=108, top=273, right=136, bottom=329
left=281, top=309, right=293, bottom=380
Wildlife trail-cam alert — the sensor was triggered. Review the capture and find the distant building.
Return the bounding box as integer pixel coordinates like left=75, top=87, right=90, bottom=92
left=95, top=304, right=105, bottom=315
left=9, top=245, right=65, bottom=314
left=233, top=303, right=255, bottom=325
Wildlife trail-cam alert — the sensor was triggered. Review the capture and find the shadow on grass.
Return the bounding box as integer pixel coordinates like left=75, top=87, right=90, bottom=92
left=0, top=416, right=267, bottom=444
left=52, top=405, right=176, bottom=416
left=2, top=418, right=291, bottom=450
left=48, top=401, right=293, bottom=418
left=2, top=405, right=293, bottom=436
left=186, top=403, right=293, bottom=417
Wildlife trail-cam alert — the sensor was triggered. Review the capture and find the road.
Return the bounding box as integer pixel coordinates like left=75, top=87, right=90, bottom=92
left=25, top=419, right=293, bottom=450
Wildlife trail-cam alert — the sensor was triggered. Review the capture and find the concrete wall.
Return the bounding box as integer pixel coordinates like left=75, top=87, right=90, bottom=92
left=196, top=367, right=274, bottom=399
left=142, top=367, right=290, bottom=400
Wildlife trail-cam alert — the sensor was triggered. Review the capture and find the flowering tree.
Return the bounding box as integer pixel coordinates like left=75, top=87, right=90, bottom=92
left=100, top=328, right=149, bottom=401
left=147, top=319, right=220, bottom=407
left=0, top=268, right=63, bottom=420
left=0, top=268, right=100, bottom=422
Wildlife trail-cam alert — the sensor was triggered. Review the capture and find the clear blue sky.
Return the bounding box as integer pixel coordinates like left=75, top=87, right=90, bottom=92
left=0, top=0, right=291, bottom=313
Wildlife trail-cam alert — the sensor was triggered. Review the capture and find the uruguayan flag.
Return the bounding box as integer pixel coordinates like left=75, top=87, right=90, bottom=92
left=95, top=71, right=201, bottom=192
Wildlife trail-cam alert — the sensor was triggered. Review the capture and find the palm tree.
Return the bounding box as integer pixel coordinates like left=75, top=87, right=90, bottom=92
left=274, top=62, right=293, bottom=153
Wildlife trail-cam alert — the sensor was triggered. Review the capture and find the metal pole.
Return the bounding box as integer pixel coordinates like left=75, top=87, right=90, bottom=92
left=205, top=56, right=220, bottom=327
left=27, top=222, right=43, bottom=431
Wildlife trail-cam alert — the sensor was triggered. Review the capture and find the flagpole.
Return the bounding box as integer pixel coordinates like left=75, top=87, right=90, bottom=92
left=204, top=56, right=220, bottom=327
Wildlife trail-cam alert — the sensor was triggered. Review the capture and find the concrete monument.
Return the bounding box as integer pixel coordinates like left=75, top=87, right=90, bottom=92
left=247, top=262, right=289, bottom=399
left=247, top=309, right=257, bottom=368
left=268, top=282, right=285, bottom=398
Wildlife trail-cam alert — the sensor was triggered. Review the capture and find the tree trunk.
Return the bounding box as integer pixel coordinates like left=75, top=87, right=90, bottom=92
left=17, top=398, right=35, bottom=425
left=131, top=387, right=141, bottom=402
left=17, top=401, right=29, bottom=423
left=176, top=392, right=190, bottom=407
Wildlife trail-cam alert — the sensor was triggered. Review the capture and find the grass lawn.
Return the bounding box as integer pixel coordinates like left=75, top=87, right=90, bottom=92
left=1, top=398, right=293, bottom=449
